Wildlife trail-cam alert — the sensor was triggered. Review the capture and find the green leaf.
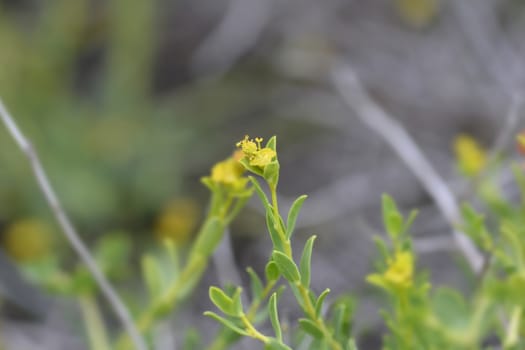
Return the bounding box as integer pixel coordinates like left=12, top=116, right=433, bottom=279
left=315, top=288, right=331, bottom=318
left=268, top=293, right=282, bottom=341
left=265, top=261, right=280, bottom=282
left=204, top=311, right=250, bottom=336
left=298, top=318, right=324, bottom=339
left=272, top=251, right=300, bottom=282
left=431, top=287, right=470, bottom=330
left=264, top=339, right=292, bottom=350
left=231, top=287, right=244, bottom=316
left=286, top=195, right=307, bottom=240
left=382, top=194, right=403, bottom=238
left=249, top=176, right=270, bottom=210
left=209, top=286, right=236, bottom=316
left=247, top=267, right=264, bottom=300
left=299, top=235, right=317, bottom=287
left=141, top=255, right=163, bottom=298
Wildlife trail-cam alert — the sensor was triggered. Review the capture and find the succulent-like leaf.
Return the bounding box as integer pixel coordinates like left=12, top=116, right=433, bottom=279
left=209, top=286, right=236, bottom=316
left=272, top=251, right=300, bottom=282
left=268, top=293, right=282, bottom=341
left=286, top=195, right=307, bottom=240
left=299, top=235, right=316, bottom=288
left=298, top=318, right=324, bottom=339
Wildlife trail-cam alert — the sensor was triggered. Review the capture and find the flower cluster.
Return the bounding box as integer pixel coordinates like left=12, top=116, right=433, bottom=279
left=384, top=250, right=414, bottom=289
left=236, top=135, right=276, bottom=169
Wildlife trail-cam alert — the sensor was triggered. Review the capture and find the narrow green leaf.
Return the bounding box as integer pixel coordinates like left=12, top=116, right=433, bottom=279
left=264, top=339, right=292, bottom=350
left=231, top=287, right=244, bottom=316
left=315, top=288, right=331, bottom=318
left=247, top=267, right=263, bottom=300
left=401, top=209, right=418, bottom=235
left=209, top=286, right=236, bottom=316
left=265, top=261, right=280, bottom=282
left=249, top=176, right=270, bottom=209
left=382, top=194, right=403, bottom=238
left=298, top=318, right=324, bottom=339
left=286, top=195, right=308, bottom=240
left=268, top=293, right=282, bottom=341
left=203, top=311, right=250, bottom=336
left=299, top=235, right=316, bottom=287
left=141, top=255, right=163, bottom=298
left=272, top=251, right=300, bottom=282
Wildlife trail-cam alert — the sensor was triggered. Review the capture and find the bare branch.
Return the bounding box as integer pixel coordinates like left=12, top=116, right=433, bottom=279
left=0, top=99, right=147, bottom=350
left=331, top=63, right=484, bottom=273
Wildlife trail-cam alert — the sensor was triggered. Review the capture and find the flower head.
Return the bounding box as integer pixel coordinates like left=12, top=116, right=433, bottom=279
left=236, top=135, right=276, bottom=169
left=384, top=250, right=414, bottom=289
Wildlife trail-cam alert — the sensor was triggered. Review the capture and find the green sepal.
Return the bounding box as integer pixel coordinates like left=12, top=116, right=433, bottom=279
left=209, top=286, right=237, bottom=316
left=272, top=250, right=300, bottom=282
left=286, top=195, right=307, bottom=240
left=299, top=235, right=316, bottom=288
left=268, top=293, right=282, bottom=341
left=240, top=157, right=264, bottom=176
left=298, top=318, right=324, bottom=339
left=315, top=288, right=331, bottom=318
left=204, top=311, right=250, bottom=336
left=266, top=136, right=277, bottom=152
left=264, top=162, right=280, bottom=188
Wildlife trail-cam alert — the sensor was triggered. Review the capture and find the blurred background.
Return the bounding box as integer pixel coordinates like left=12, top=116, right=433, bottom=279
left=0, top=0, right=525, bottom=348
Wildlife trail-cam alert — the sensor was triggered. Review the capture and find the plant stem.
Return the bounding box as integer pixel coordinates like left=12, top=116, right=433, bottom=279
left=79, top=295, right=111, bottom=350
left=504, top=306, right=522, bottom=349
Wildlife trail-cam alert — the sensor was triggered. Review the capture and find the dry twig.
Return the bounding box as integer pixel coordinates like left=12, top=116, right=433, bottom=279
left=0, top=99, right=147, bottom=350
left=331, top=63, right=484, bottom=273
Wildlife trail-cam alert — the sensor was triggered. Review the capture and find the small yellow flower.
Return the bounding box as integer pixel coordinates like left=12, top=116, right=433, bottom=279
left=454, top=134, right=487, bottom=176
left=236, top=135, right=276, bottom=168
left=384, top=251, right=414, bottom=289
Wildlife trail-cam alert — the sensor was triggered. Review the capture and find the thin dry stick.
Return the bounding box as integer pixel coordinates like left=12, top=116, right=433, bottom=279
left=0, top=99, right=147, bottom=350
left=332, top=64, right=484, bottom=274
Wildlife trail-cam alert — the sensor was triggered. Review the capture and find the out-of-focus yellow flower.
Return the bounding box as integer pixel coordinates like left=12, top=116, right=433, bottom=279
left=516, top=131, right=525, bottom=155
left=454, top=134, right=487, bottom=176
left=3, top=219, right=53, bottom=262
left=395, top=0, right=439, bottom=28
left=384, top=251, right=414, bottom=289
left=154, top=198, right=200, bottom=243
left=236, top=135, right=276, bottom=168
left=211, top=158, right=244, bottom=185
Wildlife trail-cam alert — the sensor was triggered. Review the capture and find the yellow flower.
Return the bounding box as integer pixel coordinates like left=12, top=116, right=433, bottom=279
left=236, top=135, right=276, bottom=168
left=454, top=134, right=487, bottom=176
left=3, top=219, right=53, bottom=262
left=154, top=198, right=200, bottom=243
left=211, top=157, right=245, bottom=186
left=384, top=251, right=414, bottom=289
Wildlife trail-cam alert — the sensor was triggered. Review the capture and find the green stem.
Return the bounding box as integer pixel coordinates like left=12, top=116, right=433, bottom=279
left=504, top=306, right=522, bottom=349
left=296, top=282, right=343, bottom=350
left=79, top=295, right=111, bottom=350
left=270, top=184, right=292, bottom=256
